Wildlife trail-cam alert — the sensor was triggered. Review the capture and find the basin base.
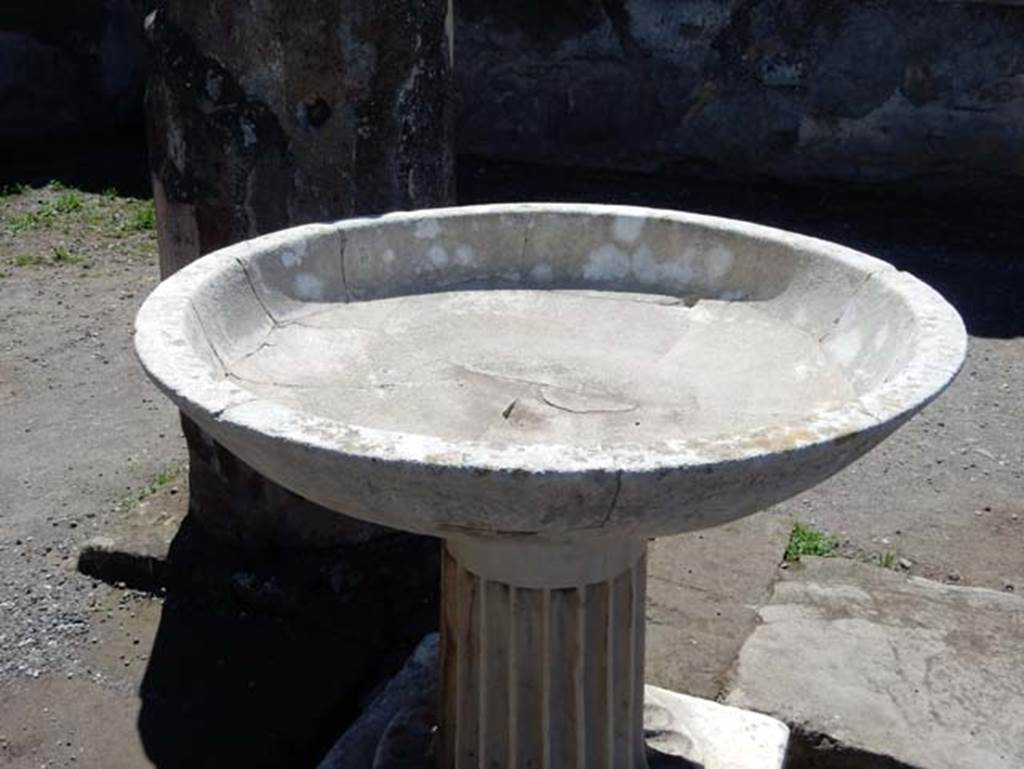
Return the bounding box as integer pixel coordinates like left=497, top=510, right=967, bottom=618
left=317, top=634, right=789, bottom=769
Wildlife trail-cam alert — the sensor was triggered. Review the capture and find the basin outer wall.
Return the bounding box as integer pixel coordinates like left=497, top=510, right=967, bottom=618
left=182, top=398, right=905, bottom=545
left=439, top=539, right=649, bottom=769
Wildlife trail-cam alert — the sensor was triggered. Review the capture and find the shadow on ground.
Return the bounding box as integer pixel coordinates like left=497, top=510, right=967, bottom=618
left=786, top=728, right=916, bottom=769
left=0, top=133, right=153, bottom=198
left=131, top=516, right=439, bottom=768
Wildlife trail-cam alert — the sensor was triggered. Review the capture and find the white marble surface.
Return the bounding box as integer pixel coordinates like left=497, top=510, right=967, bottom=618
left=135, top=204, right=966, bottom=542
left=645, top=686, right=789, bottom=769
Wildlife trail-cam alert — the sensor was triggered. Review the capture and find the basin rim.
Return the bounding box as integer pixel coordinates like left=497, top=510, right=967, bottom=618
left=135, top=203, right=967, bottom=476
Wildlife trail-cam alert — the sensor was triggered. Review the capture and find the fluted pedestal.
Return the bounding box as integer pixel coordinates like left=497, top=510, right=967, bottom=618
left=439, top=537, right=649, bottom=769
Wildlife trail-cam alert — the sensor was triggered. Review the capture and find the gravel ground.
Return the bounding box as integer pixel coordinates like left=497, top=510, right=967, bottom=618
left=0, top=185, right=183, bottom=766
left=0, top=164, right=1021, bottom=767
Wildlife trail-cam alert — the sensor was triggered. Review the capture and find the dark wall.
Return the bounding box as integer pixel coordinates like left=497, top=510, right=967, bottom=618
left=4, top=1, right=1024, bottom=191
left=0, top=1, right=151, bottom=146
left=457, top=0, right=1024, bottom=191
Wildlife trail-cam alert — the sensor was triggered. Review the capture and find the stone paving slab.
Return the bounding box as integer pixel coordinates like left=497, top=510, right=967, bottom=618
left=645, top=686, right=789, bottom=769
left=647, top=511, right=792, bottom=699
left=725, top=557, right=1024, bottom=769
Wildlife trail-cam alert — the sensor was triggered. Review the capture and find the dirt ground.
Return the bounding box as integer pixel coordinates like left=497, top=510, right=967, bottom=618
left=0, top=184, right=181, bottom=767
left=0, top=184, right=177, bottom=676
left=0, top=163, right=1021, bottom=767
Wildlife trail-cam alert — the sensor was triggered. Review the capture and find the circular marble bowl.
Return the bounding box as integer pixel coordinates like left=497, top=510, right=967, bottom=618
left=135, top=204, right=965, bottom=545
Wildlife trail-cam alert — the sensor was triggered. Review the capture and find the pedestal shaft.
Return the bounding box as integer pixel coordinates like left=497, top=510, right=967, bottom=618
left=439, top=542, right=648, bottom=769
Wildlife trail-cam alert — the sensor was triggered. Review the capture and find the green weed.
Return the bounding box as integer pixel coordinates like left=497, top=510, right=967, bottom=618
left=51, top=245, right=83, bottom=265
left=125, top=465, right=184, bottom=511
left=127, top=199, right=156, bottom=231
left=14, top=253, right=49, bottom=267
left=7, top=192, right=84, bottom=232
left=866, top=551, right=899, bottom=570
left=1, top=183, right=29, bottom=197
left=784, top=522, right=839, bottom=562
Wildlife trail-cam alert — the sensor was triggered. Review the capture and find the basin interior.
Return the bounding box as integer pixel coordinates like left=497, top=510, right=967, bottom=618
left=228, top=289, right=857, bottom=448
left=185, top=207, right=928, bottom=456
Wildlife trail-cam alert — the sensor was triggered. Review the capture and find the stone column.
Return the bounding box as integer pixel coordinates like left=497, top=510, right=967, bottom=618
left=439, top=538, right=649, bottom=769
left=144, top=0, right=455, bottom=548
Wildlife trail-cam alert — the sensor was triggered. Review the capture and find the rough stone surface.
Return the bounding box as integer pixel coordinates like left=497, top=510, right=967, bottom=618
left=6, top=3, right=1024, bottom=192
left=725, top=556, right=1024, bottom=769
left=145, top=1, right=454, bottom=275
left=320, top=634, right=789, bottom=769
left=457, top=0, right=1024, bottom=191
left=144, top=0, right=455, bottom=550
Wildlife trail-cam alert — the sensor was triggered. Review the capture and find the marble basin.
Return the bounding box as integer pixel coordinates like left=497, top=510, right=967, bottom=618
left=135, top=204, right=965, bottom=548
left=136, top=204, right=965, bottom=768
